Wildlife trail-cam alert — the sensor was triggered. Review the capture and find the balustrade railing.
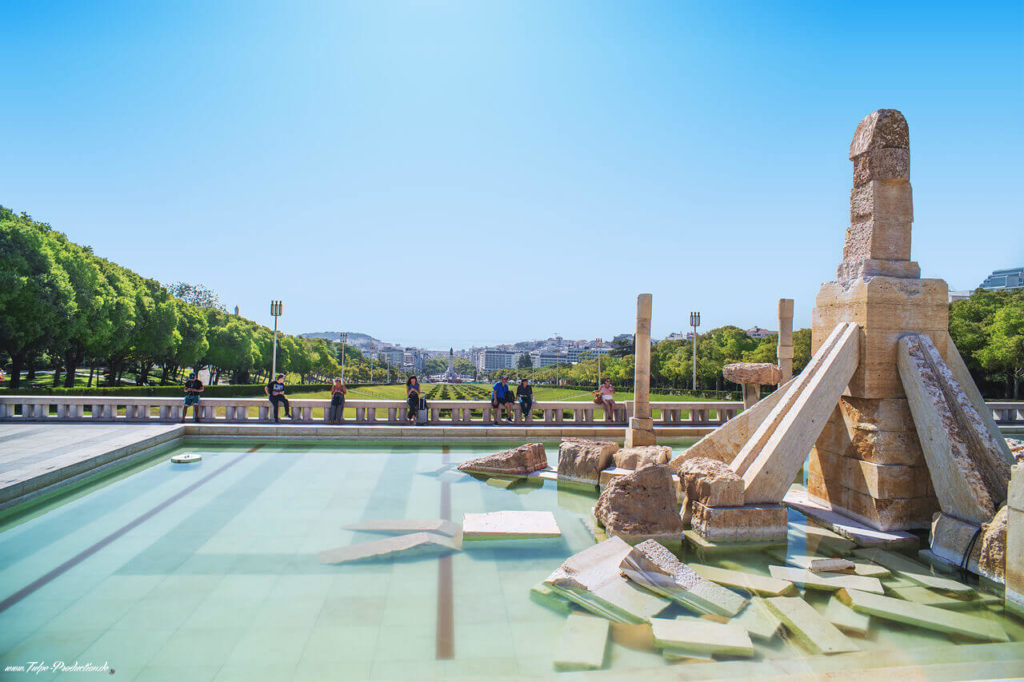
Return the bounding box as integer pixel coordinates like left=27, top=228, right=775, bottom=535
left=0, top=395, right=747, bottom=427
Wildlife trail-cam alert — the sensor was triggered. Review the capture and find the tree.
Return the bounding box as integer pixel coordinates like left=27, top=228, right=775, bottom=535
left=976, top=302, right=1024, bottom=399
left=610, top=335, right=634, bottom=358
left=517, top=354, right=533, bottom=369
left=168, top=282, right=226, bottom=311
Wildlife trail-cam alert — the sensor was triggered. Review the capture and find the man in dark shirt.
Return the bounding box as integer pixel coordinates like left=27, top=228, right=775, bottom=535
left=516, top=378, right=534, bottom=421
left=183, top=372, right=203, bottom=422
left=265, top=373, right=293, bottom=422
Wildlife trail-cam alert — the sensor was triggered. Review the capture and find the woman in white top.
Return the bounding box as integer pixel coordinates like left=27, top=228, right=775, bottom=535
left=595, top=379, right=616, bottom=421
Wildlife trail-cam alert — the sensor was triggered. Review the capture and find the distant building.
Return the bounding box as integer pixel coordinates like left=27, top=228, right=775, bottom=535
left=532, top=350, right=568, bottom=367
left=379, top=348, right=404, bottom=366
left=476, top=349, right=515, bottom=372
left=746, top=326, right=777, bottom=339
left=949, top=290, right=972, bottom=303
left=980, top=267, right=1024, bottom=291
left=567, top=347, right=611, bottom=363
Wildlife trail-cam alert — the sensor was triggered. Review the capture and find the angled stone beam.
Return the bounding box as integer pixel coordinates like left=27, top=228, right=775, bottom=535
left=741, top=322, right=860, bottom=504
left=896, top=334, right=1010, bottom=525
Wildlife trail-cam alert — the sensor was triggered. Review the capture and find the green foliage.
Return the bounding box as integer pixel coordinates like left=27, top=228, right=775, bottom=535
left=950, top=288, right=1024, bottom=398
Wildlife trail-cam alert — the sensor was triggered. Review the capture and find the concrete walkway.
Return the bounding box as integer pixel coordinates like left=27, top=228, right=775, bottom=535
left=0, top=423, right=183, bottom=511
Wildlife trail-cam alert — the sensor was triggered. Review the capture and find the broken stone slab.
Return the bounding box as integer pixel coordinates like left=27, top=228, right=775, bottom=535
left=763, top=596, right=860, bottom=655
left=650, top=617, right=754, bottom=658
left=462, top=511, right=561, bottom=540
left=723, top=363, right=782, bottom=386
left=808, top=558, right=855, bottom=573
left=784, top=554, right=890, bottom=578
left=929, top=512, right=983, bottom=575
left=886, top=586, right=1000, bottom=610
left=608, top=622, right=656, bottom=652
left=767, top=566, right=885, bottom=595
left=683, top=530, right=787, bottom=556
left=789, top=522, right=857, bottom=555
left=553, top=613, right=609, bottom=671
left=897, top=334, right=1010, bottom=525
left=558, top=438, right=619, bottom=484
left=619, top=539, right=747, bottom=617
left=823, top=595, right=871, bottom=636
left=730, top=596, right=783, bottom=641
left=457, top=443, right=548, bottom=476
left=343, top=519, right=461, bottom=538
left=318, top=532, right=460, bottom=564
left=545, top=536, right=671, bottom=624
left=529, top=582, right=574, bottom=615
left=979, top=506, right=1008, bottom=583
left=688, top=563, right=798, bottom=597
left=612, top=445, right=672, bottom=470
left=853, top=548, right=974, bottom=594
left=486, top=477, right=517, bottom=489
left=782, top=488, right=919, bottom=549
left=691, top=502, right=788, bottom=543
left=677, top=457, right=744, bottom=520
left=661, top=649, right=715, bottom=664
left=837, top=588, right=1009, bottom=642
left=593, top=464, right=683, bottom=543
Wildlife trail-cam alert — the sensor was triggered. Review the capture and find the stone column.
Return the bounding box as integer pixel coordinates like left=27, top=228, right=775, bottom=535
left=777, top=298, right=794, bottom=383
left=808, top=109, right=947, bottom=531
left=1007, top=464, right=1024, bottom=617
left=625, top=293, right=656, bottom=447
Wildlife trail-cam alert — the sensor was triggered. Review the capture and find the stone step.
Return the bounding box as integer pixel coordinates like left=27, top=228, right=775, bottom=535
left=462, top=510, right=561, bottom=540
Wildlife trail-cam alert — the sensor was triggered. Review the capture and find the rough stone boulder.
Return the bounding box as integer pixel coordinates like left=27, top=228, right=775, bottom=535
left=613, top=445, right=672, bottom=470
left=558, top=438, right=619, bottom=484
left=722, top=363, right=781, bottom=387
left=1007, top=438, right=1024, bottom=462
left=675, top=457, right=744, bottom=524
left=593, top=464, right=683, bottom=541
left=457, top=443, right=547, bottom=476
left=979, top=505, right=1008, bottom=581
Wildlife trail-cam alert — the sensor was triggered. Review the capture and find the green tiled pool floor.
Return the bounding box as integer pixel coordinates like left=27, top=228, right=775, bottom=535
left=0, top=440, right=1021, bottom=680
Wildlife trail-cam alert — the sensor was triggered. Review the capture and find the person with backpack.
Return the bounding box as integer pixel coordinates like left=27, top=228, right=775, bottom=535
left=265, top=373, right=293, bottom=422
left=491, top=376, right=514, bottom=423
left=327, top=377, right=346, bottom=424
left=182, top=372, right=203, bottom=422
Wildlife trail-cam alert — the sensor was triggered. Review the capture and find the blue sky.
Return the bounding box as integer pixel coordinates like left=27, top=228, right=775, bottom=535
left=2, top=1, right=1021, bottom=348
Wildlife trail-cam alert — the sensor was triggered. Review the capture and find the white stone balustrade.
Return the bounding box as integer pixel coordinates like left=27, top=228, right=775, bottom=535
left=0, top=395, right=786, bottom=427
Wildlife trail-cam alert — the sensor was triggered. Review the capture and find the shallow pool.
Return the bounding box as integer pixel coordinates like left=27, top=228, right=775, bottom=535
left=0, top=440, right=1020, bottom=681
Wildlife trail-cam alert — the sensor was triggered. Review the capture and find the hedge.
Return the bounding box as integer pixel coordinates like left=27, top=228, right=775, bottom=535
left=0, top=383, right=347, bottom=398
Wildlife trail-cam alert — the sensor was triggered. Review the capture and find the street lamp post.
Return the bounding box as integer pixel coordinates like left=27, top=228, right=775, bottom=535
left=339, top=332, right=348, bottom=383
left=689, top=311, right=701, bottom=392
left=270, top=300, right=283, bottom=379
left=596, top=337, right=603, bottom=386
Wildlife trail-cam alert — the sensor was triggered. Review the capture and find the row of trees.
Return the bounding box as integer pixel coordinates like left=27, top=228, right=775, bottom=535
left=0, top=207, right=345, bottom=389
left=950, top=288, right=1024, bottom=399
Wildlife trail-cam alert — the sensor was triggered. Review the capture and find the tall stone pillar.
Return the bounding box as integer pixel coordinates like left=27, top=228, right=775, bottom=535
left=625, top=293, right=656, bottom=447
left=777, top=298, right=794, bottom=383
left=1007, top=464, right=1024, bottom=617
left=808, top=109, right=946, bottom=531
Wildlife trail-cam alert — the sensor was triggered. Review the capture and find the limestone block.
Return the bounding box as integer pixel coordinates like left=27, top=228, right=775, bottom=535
left=650, top=617, right=754, bottom=657
left=809, top=478, right=937, bottom=531
left=554, top=613, right=609, bottom=671
left=613, top=445, right=671, bottom=470
left=688, top=563, right=798, bottom=597
left=545, top=536, right=671, bottom=624
left=850, top=180, right=913, bottom=224
left=343, top=519, right=461, bottom=537
left=530, top=582, right=574, bottom=615
left=462, top=511, right=561, bottom=540
left=929, top=512, right=982, bottom=572
left=1011, top=464, right=1024, bottom=512
left=897, top=334, right=1008, bottom=524
left=1007, top=505, right=1024, bottom=616
left=837, top=588, right=1007, bottom=642
left=836, top=259, right=921, bottom=283
left=853, top=548, right=973, bottom=594
left=810, top=449, right=933, bottom=499
left=842, top=218, right=912, bottom=262
left=318, top=531, right=460, bottom=564
left=824, top=595, right=871, bottom=636
left=808, top=558, right=855, bottom=573
left=558, top=438, right=619, bottom=484
left=670, top=376, right=796, bottom=468
left=979, top=506, right=1008, bottom=582
left=848, top=109, right=909, bottom=159
left=943, top=334, right=1015, bottom=466
left=677, top=457, right=744, bottom=509
left=852, top=147, right=909, bottom=186
left=742, top=322, right=859, bottom=504
left=763, top=596, right=860, bottom=655
left=730, top=597, right=783, bottom=641
left=722, top=363, right=782, bottom=386
left=619, top=539, right=747, bottom=617
left=839, top=397, right=916, bottom=433
left=814, top=303, right=948, bottom=335
left=767, top=566, right=884, bottom=594
left=690, top=501, right=788, bottom=542
left=457, top=443, right=547, bottom=476
left=624, top=427, right=657, bottom=448
left=593, top=464, right=683, bottom=541
left=814, top=276, right=948, bottom=313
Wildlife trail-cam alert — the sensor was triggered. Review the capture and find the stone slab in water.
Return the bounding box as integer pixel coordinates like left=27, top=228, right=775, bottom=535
left=553, top=613, right=609, bottom=671
left=529, top=582, right=574, bottom=615
left=462, top=511, right=560, bottom=540
left=318, top=531, right=460, bottom=564
left=650, top=617, right=754, bottom=657
left=688, top=563, right=798, bottom=597
left=768, top=566, right=884, bottom=594
left=838, top=588, right=1009, bottom=642
left=730, top=596, right=783, bottom=641
left=343, top=519, right=461, bottom=537
left=886, top=585, right=1000, bottom=610
left=824, top=595, right=870, bottom=636
left=853, top=547, right=974, bottom=594
left=764, top=596, right=860, bottom=655
left=784, top=554, right=890, bottom=578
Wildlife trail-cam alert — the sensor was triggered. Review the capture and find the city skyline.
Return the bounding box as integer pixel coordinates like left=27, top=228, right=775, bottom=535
left=1, top=1, right=1021, bottom=348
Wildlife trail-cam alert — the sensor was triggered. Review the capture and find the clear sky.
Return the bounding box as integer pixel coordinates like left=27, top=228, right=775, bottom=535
left=2, top=1, right=1021, bottom=348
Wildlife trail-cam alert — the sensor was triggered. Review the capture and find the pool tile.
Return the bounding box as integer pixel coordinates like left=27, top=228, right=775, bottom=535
left=372, top=624, right=436, bottom=662
left=223, top=626, right=312, bottom=666
left=250, top=597, right=323, bottom=629
left=317, top=595, right=386, bottom=628
left=79, top=627, right=175, bottom=667
left=148, top=627, right=245, bottom=666
left=292, top=659, right=372, bottom=681
left=300, top=625, right=379, bottom=662
left=135, top=664, right=221, bottom=682
left=212, top=662, right=297, bottom=682
left=111, top=596, right=204, bottom=632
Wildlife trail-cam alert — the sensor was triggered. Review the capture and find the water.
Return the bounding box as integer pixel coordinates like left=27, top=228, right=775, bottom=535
left=0, top=440, right=1020, bottom=681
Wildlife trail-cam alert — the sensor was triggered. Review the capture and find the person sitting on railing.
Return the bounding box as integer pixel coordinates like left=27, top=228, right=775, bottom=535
left=492, top=376, right=514, bottom=423
left=517, top=378, right=534, bottom=421
left=182, top=372, right=203, bottom=422
left=328, top=377, right=346, bottom=424
left=406, top=375, right=421, bottom=422
left=265, top=373, right=293, bottom=422
left=595, top=378, right=616, bottom=421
